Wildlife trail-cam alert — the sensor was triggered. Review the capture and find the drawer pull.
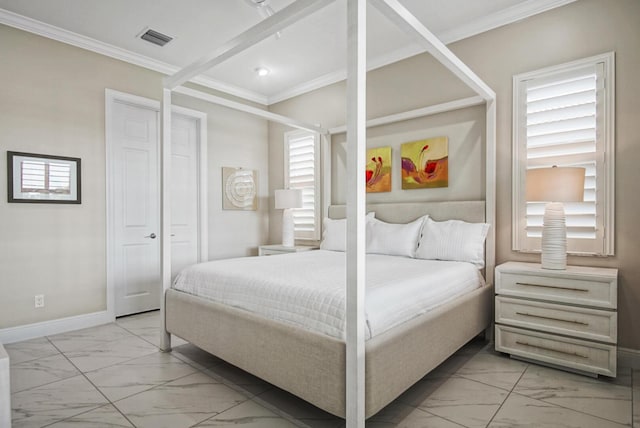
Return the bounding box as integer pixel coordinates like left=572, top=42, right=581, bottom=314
left=515, top=282, right=589, bottom=292
left=515, top=340, right=589, bottom=359
left=515, top=311, right=589, bottom=326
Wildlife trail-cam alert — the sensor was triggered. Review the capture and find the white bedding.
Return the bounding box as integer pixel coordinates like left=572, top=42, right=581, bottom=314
left=172, top=250, right=484, bottom=340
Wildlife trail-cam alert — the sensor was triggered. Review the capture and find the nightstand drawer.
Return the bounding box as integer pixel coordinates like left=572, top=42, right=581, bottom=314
left=258, top=245, right=318, bottom=256
left=496, top=297, right=617, bottom=343
left=496, top=272, right=616, bottom=309
left=260, top=248, right=287, bottom=256
left=495, top=325, right=616, bottom=377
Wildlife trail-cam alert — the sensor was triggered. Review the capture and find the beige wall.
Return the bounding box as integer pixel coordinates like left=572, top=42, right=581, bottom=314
left=0, top=25, right=269, bottom=329
left=269, top=0, right=640, bottom=350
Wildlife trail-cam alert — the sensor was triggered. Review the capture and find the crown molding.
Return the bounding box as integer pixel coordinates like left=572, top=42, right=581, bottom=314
left=267, top=0, right=577, bottom=104
left=0, top=8, right=269, bottom=105
left=437, top=0, right=577, bottom=45
left=1, top=0, right=576, bottom=106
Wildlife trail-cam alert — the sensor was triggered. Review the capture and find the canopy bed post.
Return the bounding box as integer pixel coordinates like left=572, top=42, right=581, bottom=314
left=345, top=0, right=367, bottom=426
left=327, top=96, right=485, bottom=134
left=159, top=0, right=497, bottom=422
left=159, top=1, right=332, bottom=353
left=483, top=99, right=497, bottom=340
left=172, top=86, right=328, bottom=134
left=370, top=0, right=497, bottom=287
left=321, top=133, right=332, bottom=222
left=160, top=87, right=172, bottom=352
left=485, top=99, right=497, bottom=286
left=370, top=0, right=495, bottom=101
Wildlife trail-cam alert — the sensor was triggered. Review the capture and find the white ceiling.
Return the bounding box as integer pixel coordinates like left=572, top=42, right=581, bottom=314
left=0, top=0, right=575, bottom=105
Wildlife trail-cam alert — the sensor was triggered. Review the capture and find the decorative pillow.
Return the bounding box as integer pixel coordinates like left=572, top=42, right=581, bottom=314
left=366, top=216, right=427, bottom=258
left=320, top=212, right=375, bottom=252
left=415, top=218, right=490, bottom=267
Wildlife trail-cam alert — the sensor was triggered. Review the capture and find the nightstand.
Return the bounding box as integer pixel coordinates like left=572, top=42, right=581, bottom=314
left=495, top=261, right=618, bottom=377
left=258, top=244, right=319, bottom=256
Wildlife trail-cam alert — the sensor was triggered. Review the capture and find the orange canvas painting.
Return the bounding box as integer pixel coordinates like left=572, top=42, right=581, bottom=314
left=401, top=137, right=448, bottom=189
left=366, top=146, right=391, bottom=193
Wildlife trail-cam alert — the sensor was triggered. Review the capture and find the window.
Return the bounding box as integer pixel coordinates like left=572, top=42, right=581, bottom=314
left=512, top=53, right=614, bottom=256
left=284, top=130, right=321, bottom=241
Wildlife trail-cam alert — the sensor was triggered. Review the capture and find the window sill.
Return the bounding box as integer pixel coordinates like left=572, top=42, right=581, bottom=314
left=513, top=249, right=612, bottom=258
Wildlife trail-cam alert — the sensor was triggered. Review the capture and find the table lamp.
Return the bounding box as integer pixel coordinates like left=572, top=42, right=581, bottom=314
left=526, top=166, right=585, bottom=270
left=275, top=189, right=303, bottom=247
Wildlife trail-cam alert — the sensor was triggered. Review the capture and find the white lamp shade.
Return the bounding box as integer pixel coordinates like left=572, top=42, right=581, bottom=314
left=526, top=167, right=585, bottom=202
left=275, top=189, right=303, bottom=209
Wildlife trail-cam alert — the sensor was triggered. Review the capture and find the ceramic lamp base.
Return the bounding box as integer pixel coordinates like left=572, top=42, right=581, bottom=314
left=541, top=202, right=567, bottom=270
left=282, top=208, right=295, bottom=247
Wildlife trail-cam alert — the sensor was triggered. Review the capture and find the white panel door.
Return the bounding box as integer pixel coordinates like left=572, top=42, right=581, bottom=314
left=112, top=101, right=161, bottom=316
left=170, top=114, right=199, bottom=281
left=111, top=102, right=201, bottom=317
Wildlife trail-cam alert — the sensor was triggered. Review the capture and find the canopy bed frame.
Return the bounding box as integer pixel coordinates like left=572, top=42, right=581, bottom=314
left=159, top=1, right=496, bottom=426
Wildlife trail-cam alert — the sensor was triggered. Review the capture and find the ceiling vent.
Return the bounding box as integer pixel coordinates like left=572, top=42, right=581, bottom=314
left=140, top=28, right=173, bottom=47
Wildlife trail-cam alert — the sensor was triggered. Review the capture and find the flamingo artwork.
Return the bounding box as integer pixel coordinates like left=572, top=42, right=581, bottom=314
left=366, top=156, right=383, bottom=186
left=365, top=147, right=392, bottom=193
left=401, top=137, right=449, bottom=189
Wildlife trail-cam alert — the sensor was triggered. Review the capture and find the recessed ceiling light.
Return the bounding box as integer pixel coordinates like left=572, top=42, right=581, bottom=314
left=255, top=67, right=270, bottom=77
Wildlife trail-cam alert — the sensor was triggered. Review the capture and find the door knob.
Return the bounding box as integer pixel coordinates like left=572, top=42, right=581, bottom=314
left=144, top=233, right=157, bottom=239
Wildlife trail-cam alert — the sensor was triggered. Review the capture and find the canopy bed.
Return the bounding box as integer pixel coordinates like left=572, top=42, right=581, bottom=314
left=158, top=0, right=496, bottom=426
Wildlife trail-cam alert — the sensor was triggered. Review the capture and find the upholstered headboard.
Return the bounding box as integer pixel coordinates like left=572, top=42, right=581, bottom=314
left=327, top=201, right=485, bottom=224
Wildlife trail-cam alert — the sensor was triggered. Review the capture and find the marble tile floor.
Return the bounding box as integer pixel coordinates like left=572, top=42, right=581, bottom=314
left=4, top=310, right=639, bottom=428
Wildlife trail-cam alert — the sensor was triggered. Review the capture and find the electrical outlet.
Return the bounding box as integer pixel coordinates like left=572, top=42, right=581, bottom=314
left=35, top=294, right=44, bottom=308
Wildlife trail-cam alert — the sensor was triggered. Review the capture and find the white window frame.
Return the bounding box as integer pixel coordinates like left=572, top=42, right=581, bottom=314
left=512, top=52, right=615, bottom=256
left=284, top=129, right=321, bottom=241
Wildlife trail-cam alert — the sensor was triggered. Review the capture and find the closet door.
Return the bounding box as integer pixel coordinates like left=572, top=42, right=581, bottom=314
left=111, top=101, right=161, bottom=317
left=108, top=95, right=204, bottom=317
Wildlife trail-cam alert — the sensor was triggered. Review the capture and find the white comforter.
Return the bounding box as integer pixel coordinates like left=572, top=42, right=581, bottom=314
left=172, top=250, right=484, bottom=340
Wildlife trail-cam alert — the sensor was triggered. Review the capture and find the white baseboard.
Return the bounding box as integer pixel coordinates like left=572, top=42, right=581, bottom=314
left=0, top=311, right=114, bottom=345
left=618, top=347, right=640, bottom=370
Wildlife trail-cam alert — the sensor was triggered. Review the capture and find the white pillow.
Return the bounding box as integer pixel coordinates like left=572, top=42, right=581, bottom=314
left=320, top=212, right=375, bottom=252
left=415, top=218, right=489, bottom=267
left=366, top=216, right=427, bottom=258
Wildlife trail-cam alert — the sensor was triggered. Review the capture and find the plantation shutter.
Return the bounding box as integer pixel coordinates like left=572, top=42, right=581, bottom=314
left=513, top=53, right=614, bottom=256
left=285, top=131, right=320, bottom=241
left=21, top=160, right=71, bottom=194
